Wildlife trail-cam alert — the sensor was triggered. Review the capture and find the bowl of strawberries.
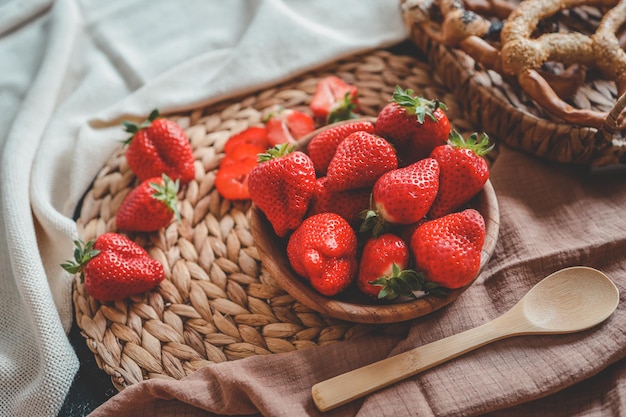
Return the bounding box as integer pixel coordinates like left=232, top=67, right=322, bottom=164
left=249, top=87, right=499, bottom=324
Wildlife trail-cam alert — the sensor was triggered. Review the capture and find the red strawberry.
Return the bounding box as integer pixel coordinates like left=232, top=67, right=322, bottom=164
left=307, top=120, right=375, bottom=176
left=428, top=130, right=492, bottom=218
left=357, top=233, right=418, bottom=299
left=215, top=155, right=257, bottom=200
left=248, top=144, right=317, bottom=237
left=309, top=76, right=359, bottom=123
left=287, top=212, right=357, bottom=296
left=116, top=174, right=180, bottom=232
left=375, top=86, right=450, bottom=165
left=265, top=108, right=315, bottom=146
left=61, top=232, right=165, bottom=302
left=307, top=177, right=371, bottom=227
left=325, top=131, right=398, bottom=192
left=123, top=109, right=195, bottom=184
left=362, top=158, right=440, bottom=236
left=224, top=126, right=269, bottom=154
left=410, top=209, right=485, bottom=289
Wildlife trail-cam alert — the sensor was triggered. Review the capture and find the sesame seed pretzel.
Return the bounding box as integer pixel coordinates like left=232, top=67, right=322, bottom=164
left=403, top=0, right=626, bottom=128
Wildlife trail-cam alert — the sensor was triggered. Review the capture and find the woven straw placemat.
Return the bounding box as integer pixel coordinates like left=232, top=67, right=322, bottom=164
left=73, top=46, right=493, bottom=391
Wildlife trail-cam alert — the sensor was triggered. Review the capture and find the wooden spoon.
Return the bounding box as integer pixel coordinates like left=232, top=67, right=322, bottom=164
left=312, top=266, right=620, bottom=412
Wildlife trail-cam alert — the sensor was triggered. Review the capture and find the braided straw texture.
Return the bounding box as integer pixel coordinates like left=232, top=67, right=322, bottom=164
left=403, top=0, right=626, bottom=166
left=73, top=48, right=488, bottom=391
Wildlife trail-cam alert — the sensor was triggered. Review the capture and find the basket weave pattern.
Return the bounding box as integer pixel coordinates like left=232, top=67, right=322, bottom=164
left=74, top=49, right=486, bottom=390
left=402, top=0, right=626, bottom=166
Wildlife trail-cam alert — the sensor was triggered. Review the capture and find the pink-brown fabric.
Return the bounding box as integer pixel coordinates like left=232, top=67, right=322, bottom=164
left=89, top=144, right=626, bottom=416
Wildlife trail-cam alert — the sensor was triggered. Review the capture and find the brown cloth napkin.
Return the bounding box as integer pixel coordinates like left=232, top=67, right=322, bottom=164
left=88, top=144, right=626, bottom=417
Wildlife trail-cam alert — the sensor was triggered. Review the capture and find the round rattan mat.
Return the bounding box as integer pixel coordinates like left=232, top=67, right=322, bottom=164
left=73, top=46, right=495, bottom=391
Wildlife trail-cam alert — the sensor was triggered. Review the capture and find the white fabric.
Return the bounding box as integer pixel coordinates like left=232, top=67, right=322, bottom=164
left=0, top=1, right=406, bottom=415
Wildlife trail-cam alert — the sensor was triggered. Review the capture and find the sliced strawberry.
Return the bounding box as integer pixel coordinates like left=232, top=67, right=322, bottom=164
left=215, top=155, right=257, bottom=200
left=266, top=108, right=316, bottom=146
left=224, top=126, right=269, bottom=154
left=221, top=143, right=266, bottom=167
left=310, top=76, right=359, bottom=123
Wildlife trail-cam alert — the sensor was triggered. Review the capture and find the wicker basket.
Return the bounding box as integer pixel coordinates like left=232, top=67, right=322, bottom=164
left=401, top=0, right=626, bottom=166
left=73, top=48, right=490, bottom=390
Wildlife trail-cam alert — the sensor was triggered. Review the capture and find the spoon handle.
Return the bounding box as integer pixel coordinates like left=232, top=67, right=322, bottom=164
left=312, top=317, right=516, bottom=412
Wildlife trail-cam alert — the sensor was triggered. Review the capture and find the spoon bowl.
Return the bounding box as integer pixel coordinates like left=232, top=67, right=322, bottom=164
left=515, top=267, right=619, bottom=333
left=312, top=266, right=620, bottom=412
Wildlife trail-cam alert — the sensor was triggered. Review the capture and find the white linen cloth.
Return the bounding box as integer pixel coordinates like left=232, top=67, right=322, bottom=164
left=0, top=1, right=406, bottom=415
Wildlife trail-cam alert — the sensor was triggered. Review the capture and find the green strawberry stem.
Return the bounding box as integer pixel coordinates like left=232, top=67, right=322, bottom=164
left=359, top=208, right=388, bottom=238
left=448, top=130, right=494, bottom=156
left=359, top=194, right=389, bottom=238
left=60, top=239, right=101, bottom=281
left=370, top=263, right=447, bottom=300
left=122, top=109, right=160, bottom=144
left=257, top=143, right=295, bottom=162
left=327, top=92, right=359, bottom=124
left=391, top=85, right=447, bottom=124
left=150, top=174, right=181, bottom=221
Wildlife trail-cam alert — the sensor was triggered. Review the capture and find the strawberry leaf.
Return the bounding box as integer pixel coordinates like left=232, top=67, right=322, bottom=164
left=121, top=109, right=160, bottom=144
left=448, top=130, right=493, bottom=156
left=391, top=85, right=447, bottom=124
left=368, top=264, right=449, bottom=300
left=150, top=174, right=181, bottom=221
left=60, top=239, right=101, bottom=281
left=368, top=264, right=426, bottom=300
left=257, top=143, right=295, bottom=162
left=327, top=92, right=359, bottom=124
left=358, top=209, right=388, bottom=238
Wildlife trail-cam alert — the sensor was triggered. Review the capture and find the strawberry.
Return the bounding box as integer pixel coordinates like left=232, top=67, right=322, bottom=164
left=307, top=177, right=371, bottom=227
left=265, top=108, right=315, bottom=146
left=221, top=143, right=266, bottom=167
left=428, top=130, right=492, bottom=218
left=216, top=132, right=268, bottom=200
left=61, top=232, right=165, bottom=302
left=357, top=233, right=418, bottom=299
left=224, top=126, right=269, bottom=154
left=361, top=158, right=440, bottom=236
left=116, top=174, right=180, bottom=232
left=375, top=86, right=450, bottom=165
left=287, top=212, right=357, bottom=296
left=307, top=120, right=375, bottom=176
left=410, top=209, right=485, bottom=289
left=325, top=131, right=398, bottom=192
left=215, top=154, right=257, bottom=200
left=123, top=109, right=196, bottom=184
left=309, top=76, right=359, bottom=123
left=248, top=143, right=317, bottom=237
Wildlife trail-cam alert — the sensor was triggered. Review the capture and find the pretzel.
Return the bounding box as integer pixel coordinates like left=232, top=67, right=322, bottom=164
left=403, top=0, right=626, bottom=128
left=501, top=0, right=626, bottom=128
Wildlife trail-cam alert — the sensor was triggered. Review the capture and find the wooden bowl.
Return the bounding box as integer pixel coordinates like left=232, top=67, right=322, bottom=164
left=250, top=119, right=500, bottom=324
